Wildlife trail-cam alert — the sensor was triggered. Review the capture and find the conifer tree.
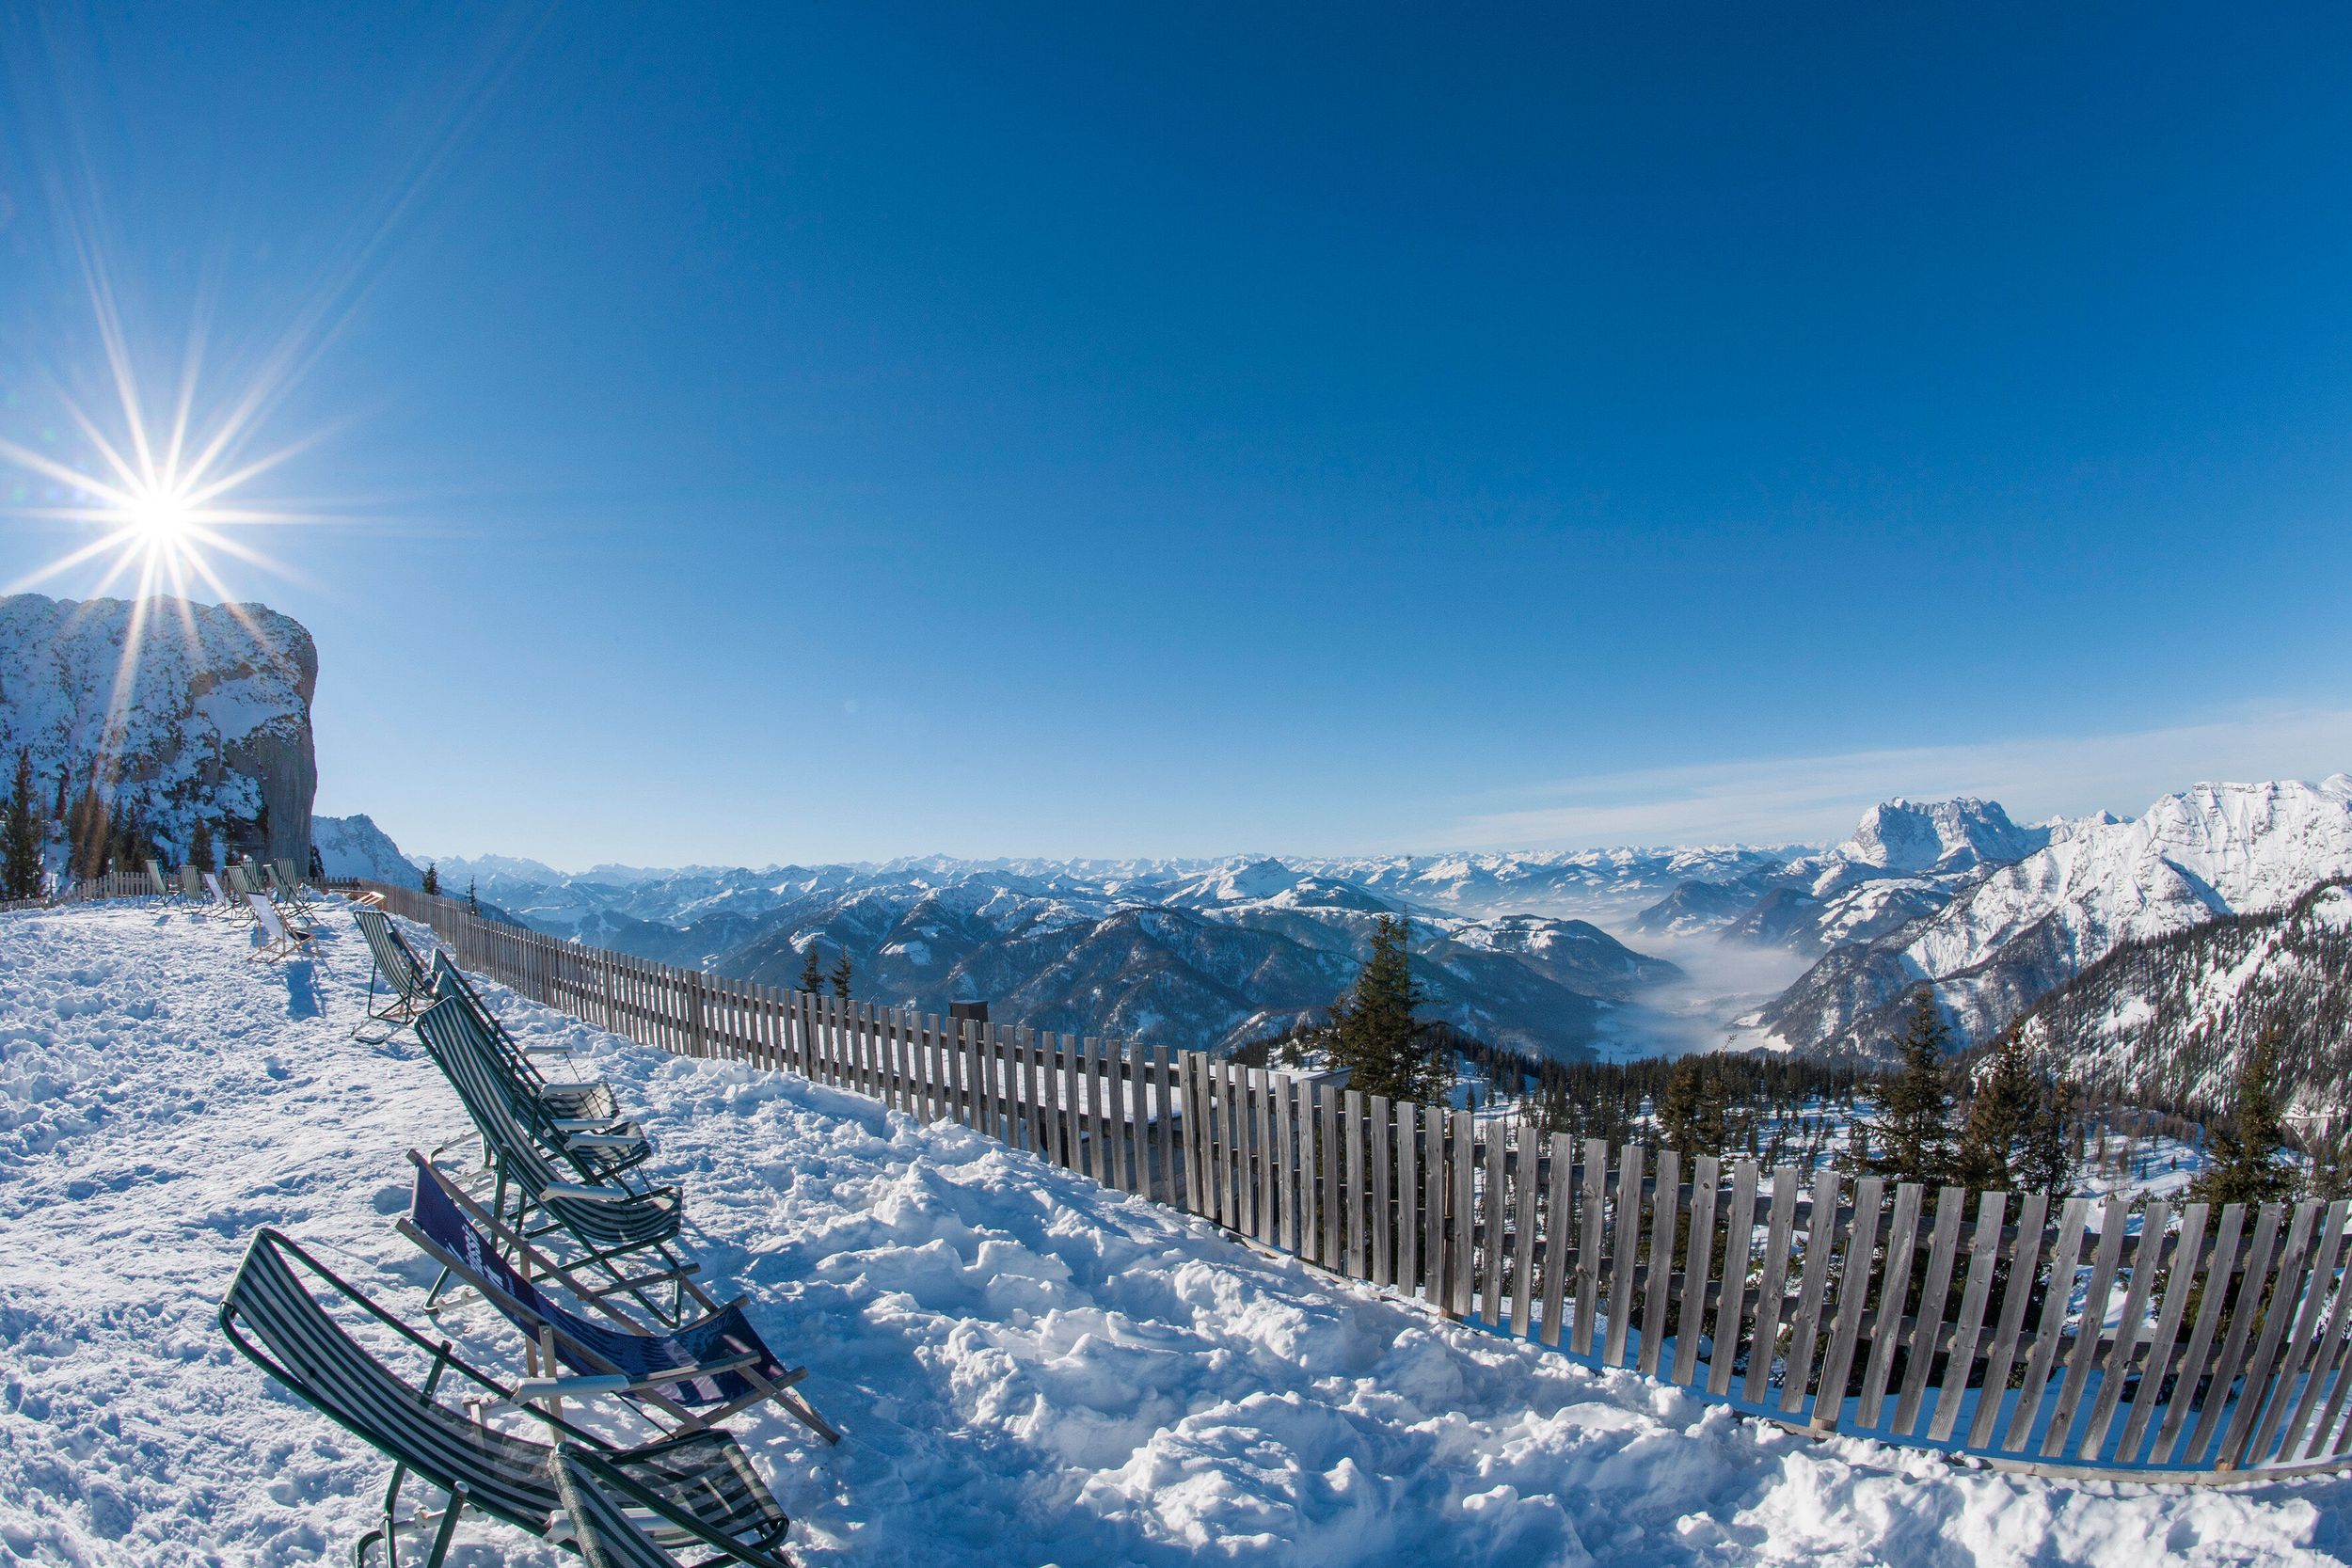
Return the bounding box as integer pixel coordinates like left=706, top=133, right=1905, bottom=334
left=421, top=862, right=440, bottom=895
left=2015, top=1076, right=2075, bottom=1197
left=2192, top=1026, right=2297, bottom=1208
left=798, top=945, right=824, bottom=995
left=1954, top=1027, right=2075, bottom=1196
left=1326, top=914, right=1440, bottom=1102
left=1658, top=1055, right=1730, bottom=1160
left=188, top=816, right=215, bottom=874
left=1871, top=990, right=1956, bottom=1188
left=4, top=750, right=43, bottom=899
left=829, top=951, right=854, bottom=1000
left=466, top=878, right=481, bottom=917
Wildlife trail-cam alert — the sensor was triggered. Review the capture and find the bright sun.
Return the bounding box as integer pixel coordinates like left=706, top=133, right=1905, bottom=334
left=128, top=486, right=196, bottom=547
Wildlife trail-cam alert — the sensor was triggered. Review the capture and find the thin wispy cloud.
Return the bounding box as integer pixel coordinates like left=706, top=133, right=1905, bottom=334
left=1444, top=706, right=2352, bottom=851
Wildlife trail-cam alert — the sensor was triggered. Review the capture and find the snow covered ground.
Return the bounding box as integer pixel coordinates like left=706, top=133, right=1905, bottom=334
left=4, top=902, right=2349, bottom=1566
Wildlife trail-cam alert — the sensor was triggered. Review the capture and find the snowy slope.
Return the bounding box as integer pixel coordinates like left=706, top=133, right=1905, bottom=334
left=7, top=904, right=2343, bottom=1565
left=0, top=592, right=319, bottom=864
left=2012, top=879, right=2352, bottom=1123
left=310, top=812, right=424, bottom=888
left=1757, top=777, right=2352, bottom=1060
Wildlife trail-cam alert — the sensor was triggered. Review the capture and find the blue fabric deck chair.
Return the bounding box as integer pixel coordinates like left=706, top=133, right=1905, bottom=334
left=217, top=1228, right=794, bottom=1568
left=246, top=893, right=314, bottom=962
left=399, top=1154, right=838, bottom=1442
left=353, top=908, right=439, bottom=1043
left=415, top=996, right=707, bottom=1325
left=425, top=958, right=654, bottom=1180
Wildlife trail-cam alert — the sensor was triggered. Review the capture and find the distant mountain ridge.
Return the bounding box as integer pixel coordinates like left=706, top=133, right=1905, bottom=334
left=423, top=849, right=1698, bottom=1060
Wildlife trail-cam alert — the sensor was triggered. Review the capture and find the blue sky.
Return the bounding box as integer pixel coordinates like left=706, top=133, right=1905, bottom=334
left=3, top=4, right=2349, bottom=868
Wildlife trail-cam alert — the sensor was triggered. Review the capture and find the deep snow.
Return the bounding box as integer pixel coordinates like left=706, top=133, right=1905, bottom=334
left=3, top=902, right=2348, bottom=1566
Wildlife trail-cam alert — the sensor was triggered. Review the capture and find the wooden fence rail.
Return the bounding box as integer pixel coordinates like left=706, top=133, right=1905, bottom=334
left=42, top=873, right=2350, bottom=1483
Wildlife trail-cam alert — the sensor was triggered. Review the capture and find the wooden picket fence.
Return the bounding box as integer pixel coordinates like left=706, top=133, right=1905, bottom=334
left=222, top=879, right=2352, bottom=1481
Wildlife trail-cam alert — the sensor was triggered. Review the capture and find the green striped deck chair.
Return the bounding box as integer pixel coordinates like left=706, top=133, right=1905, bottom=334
left=555, top=1444, right=792, bottom=1568
left=425, top=958, right=652, bottom=1180
left=415, top=997, right=708, bottom=1324
left=273, top=858, right=320, bottom=916
left=428, top=950, right=630, bottom=1130
left=352, top=908, right=438, bottom=1043
left=178, top=863, right=203, bottom=903
left=142, top=858, right=170, bottom=897
left=217, top=1229, right=792, bottom=1568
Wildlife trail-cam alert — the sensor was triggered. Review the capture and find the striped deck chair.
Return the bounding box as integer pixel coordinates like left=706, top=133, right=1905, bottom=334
left=353, top=908, right=437, bottom=1043
left=247, top=894, right=314, bottom=962
left=415, top=997, right=707, bottom=1324
left=142, top=858, right=170, bottom=897
left=178, top=863, right=204, bottom=903
left=200, top=871, right=236, bottom=919
left=217, top=1228, right=793, bottom=1568
left=426, top=958, right=652, bottom=1179
left=268, top=858, right=316, bottom=916
left=220, top=864, right=264, bottom=924
left=429, top=951, right=628, bottom=1131
left=399, top=1154, right=836, bottom=1441
left=555, top=1444, right=793, bottom=1568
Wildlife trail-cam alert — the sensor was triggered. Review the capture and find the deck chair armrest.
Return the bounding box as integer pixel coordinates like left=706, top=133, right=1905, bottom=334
left=541, top=1181, right=631, bottom=1203
left=549, top=1118, right=637, bottom=1133
left=515, top=1374, right=635, bottom=1401
left=521, top=1046, right=571, bottom=1056
left=563, top=1133, right=644, bottom=1149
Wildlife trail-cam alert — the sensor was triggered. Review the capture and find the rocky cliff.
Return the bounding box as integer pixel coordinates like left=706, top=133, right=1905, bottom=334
left=0, top=594, right=319, bottom=866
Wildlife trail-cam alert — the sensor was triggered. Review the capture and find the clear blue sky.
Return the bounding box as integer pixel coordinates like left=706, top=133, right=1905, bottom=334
left=3, top=4, right=2349, bottom=867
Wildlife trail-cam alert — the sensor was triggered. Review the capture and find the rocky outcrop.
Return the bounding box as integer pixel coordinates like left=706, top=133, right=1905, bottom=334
left=0, top=594, right=318, bottom=864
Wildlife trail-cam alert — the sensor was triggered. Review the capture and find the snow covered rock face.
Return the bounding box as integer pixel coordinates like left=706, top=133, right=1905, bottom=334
left=0, top=593, right=318, bottom=864
left=4, top=904, right=2342, bottom=1566
left=1759, top=778, right=2352, bottom=1063
left=310, top=812, right=423, bottom=888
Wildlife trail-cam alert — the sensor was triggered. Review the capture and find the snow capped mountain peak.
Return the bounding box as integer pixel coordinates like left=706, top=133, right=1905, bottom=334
left=1836, top=796, right=2045, bottom=875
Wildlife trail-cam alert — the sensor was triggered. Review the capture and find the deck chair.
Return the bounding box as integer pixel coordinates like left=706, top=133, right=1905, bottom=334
left=247, top=894, right=313, bottom=961
left=556, top=1444, right=798, bottom=1568
left=143, top=858, right=170, bottom=897
left=429, top=951, right=628, bottom=1130
left=399, top=1154, right=837, bottom=1442
left=415, top=997, right=707, bottom=1325
left=425, top=958, right=652, bottom=1180
left=220, top=864, right=264, bottom=923
left=178, top=863, right=204, bottom=902
left=217, top=1228, right=793, bottom=1568
left=200, top=871, right=241, bottom=920
left=353, top=908, right=438, bottom=1043
left=272, top=858, right=320, bottom=916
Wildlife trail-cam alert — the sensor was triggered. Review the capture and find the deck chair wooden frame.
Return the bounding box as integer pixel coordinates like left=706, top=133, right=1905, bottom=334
left=247, top=893, right=314, bottom=961
left=216, top=1227, right=793, bottom=1568
left=399, top=1152, right=837, bottom=1443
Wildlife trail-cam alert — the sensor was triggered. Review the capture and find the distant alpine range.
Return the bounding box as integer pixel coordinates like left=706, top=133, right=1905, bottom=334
left=376, top=776, right=2352, bottom=1122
